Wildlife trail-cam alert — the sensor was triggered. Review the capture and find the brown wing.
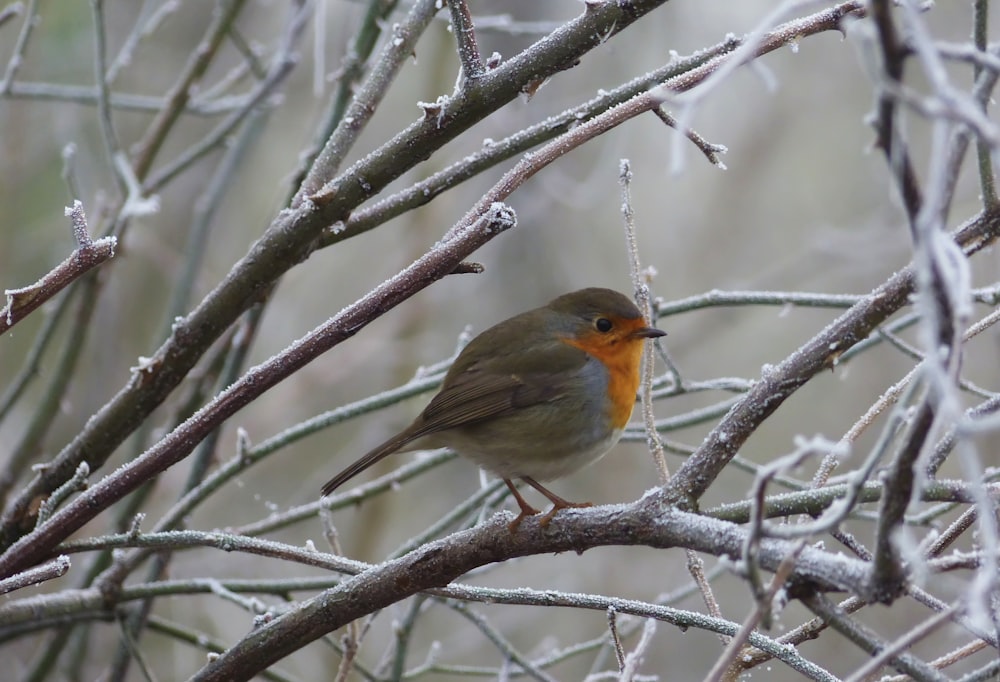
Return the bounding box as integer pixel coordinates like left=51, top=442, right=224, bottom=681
left=321, top=312, right=590, bottom=496
left=417, top=367, right=562, bottom=432
left=415, top=306, right=593, bottom=431
left=320, top=369, right=563, bottom=496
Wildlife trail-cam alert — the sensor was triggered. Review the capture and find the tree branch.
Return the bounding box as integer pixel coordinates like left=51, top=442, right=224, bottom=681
left=0, top=201, right=116, bottom=334
left=192, top=504, right=864, bottom=681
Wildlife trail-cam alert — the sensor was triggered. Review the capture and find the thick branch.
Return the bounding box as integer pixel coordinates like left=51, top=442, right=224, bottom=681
left=191, top=504, right=867, bottom=681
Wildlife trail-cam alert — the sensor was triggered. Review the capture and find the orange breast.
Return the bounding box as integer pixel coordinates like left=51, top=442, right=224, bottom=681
left=561, top=321, right=648, bottom=430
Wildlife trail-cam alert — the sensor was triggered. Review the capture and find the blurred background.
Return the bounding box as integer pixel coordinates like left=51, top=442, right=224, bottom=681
left=1, top=0, right=998, bottom=679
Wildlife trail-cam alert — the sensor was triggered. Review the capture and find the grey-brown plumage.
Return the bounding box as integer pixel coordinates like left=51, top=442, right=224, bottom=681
left=320, top=288, right=664, bottom=529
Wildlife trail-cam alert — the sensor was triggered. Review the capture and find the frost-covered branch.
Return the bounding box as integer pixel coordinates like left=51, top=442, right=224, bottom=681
left=0, top=201, right=115, bottom=334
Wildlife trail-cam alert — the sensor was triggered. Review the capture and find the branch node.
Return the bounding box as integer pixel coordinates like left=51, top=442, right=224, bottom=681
left=450, top=261, right=484, bottom=274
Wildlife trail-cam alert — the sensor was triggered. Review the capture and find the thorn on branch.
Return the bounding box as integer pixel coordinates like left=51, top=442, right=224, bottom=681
left=129, top=355, right=163, bottom=386
left=418, top=95, right=450, bottom=128
left=449, top=261, right=484, bottom=275
left=127, top=513, right=145, bottom=539
left=520, top=76, right=550, bottom=100
left=307, top=184, right=338, bottom=206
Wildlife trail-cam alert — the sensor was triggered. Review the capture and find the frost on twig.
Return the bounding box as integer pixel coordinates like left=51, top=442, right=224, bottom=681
left=1, top=201, right=116, bottom=333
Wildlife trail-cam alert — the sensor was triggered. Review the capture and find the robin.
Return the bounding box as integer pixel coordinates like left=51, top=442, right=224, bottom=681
left=321, top=287, right=665, bottom=531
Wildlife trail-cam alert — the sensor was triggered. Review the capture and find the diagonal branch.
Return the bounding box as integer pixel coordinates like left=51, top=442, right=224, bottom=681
left=0, top=204, right=516, bottom=578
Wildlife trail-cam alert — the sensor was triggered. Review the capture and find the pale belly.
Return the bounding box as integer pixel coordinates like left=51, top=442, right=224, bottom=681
left=423, top=420, right=626, bottom=482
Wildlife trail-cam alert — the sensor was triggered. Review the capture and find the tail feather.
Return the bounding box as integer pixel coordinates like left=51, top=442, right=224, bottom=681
left=320, top=430, right=419, bottom=497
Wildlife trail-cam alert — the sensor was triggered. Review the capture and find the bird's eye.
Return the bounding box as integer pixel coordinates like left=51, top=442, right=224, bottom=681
left=595, top=317, right=613, bottom=333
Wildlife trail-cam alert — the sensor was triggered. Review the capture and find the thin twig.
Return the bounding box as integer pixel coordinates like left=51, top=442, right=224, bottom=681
left=843, top=603, right=959, bottom=682
left=802, top=593, right=948, bottom=681
left=90, top=0, right=127, bottom=196
left=607, top=607, right=626, bottom=672
left=869, top=0, right=923, bottom=224
left=973, top=0, right=999, bottom=206
left=0, top=555, right=69, bottom=595
left=105, top=0, right=181, bottom=84
left=651, top=108, right=727, bottom=168
left=619, top=158, right=669, bottom=484
left=0, top=201, right=116, bottom=334
left=130, top=0, right=248, bottom=180
left=5, top=81, right=246, bottom=114
left=35, top=463, right=89, bottom=528
left=705, top=542, right=805, bottom=682
left=0, top=1, right=23, bottom=29
left=287, top=0, right=404, bottom=198
left=0, top=0, right=35, bottom=94
left=143, top=1, right=309, bottom=192
left=447, top=0, right=484, bottom=81
left=620, top=617, right=657, bottom=681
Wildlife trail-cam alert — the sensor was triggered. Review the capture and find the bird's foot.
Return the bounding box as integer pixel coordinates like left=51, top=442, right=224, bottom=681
left=538, top=500, right=592, bottom=528
left=504, top=479, right=541, bottom=533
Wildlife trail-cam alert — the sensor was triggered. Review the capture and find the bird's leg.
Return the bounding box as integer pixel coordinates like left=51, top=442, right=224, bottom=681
left=503, top=479, right=541, bottom=532
left=522, top=476, right=592, bottom=527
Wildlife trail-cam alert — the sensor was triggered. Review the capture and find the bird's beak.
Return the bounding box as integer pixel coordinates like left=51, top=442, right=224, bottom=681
left=631, top=326, right=666, bottom=339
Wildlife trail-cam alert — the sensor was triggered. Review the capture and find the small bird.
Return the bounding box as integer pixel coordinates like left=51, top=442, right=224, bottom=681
left=321, top=287, right=665, bottom=531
